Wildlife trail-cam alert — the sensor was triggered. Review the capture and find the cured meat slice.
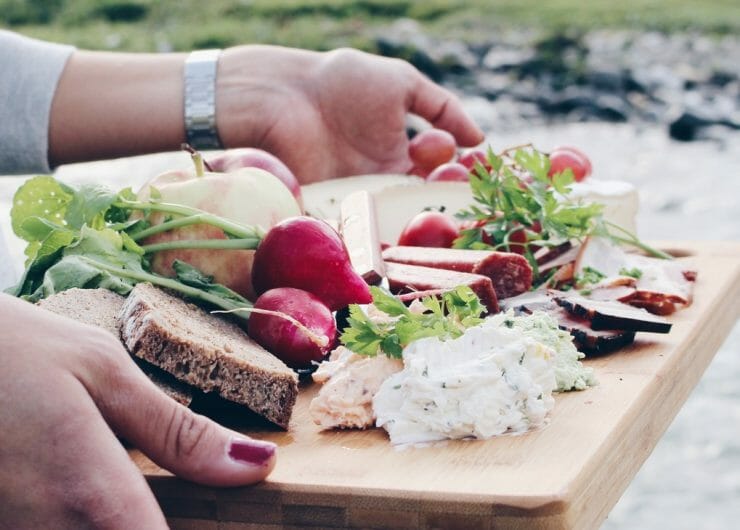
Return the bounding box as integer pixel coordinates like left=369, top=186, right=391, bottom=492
left=382, top=246, right=532, bottom=299
left=502, top=291, right=636, bottom=355
left=384, top=261, right=499, bottom=313
left=536, top=242, right=580, bottom=273
left=575, top=236, right=696, bottom=314
left=584, top=285, right=637, bottom=302
left=555, top=295, right=672, bottom=333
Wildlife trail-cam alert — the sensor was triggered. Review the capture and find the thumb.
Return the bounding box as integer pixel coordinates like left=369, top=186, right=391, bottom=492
left=408, top=72, right=485, bottom=147
left=87, top=352, right=277, bottom=487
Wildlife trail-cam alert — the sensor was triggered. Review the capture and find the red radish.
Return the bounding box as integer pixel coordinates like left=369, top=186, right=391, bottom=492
left=408, top=129, right=457, bottom=171
left=398, top=211, right=459, bottom=248
left=548, top=146, right=592, bottom=182
left=426, top=162, right=470, bottom=182
left=251, top=216, right=372, bottom=311
left=208, top=148, right=303, bottom=206
left=248, top=288, right=337, bottom=368
left=458, top=149, right=491, bottom=172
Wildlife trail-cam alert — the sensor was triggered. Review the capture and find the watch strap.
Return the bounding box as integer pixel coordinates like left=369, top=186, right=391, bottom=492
left=184, top=49, right=222, bottom=149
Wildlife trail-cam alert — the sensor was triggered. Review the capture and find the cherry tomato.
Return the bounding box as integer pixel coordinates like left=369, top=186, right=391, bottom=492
left=548, top=146, right=592, bottom=182
left=426, top=162, right=470, bottom=182
left=458, top=149, right=491, bottom=172
left=408, top=129, right=457, bottom=171
left=398, top=211, right=459, bottom=248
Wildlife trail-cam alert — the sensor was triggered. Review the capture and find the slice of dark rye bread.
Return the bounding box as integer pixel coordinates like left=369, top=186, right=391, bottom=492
left=119, top=283, right=299, bottom=429
left=37, top=288, right=193, bottom=406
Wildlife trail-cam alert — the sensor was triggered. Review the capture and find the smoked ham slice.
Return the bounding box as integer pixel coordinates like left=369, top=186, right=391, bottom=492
left=382, top=246, right=532, bottom=299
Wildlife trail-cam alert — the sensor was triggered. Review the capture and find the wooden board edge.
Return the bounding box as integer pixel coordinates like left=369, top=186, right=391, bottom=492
left=561, top=258, right=740, bottom=530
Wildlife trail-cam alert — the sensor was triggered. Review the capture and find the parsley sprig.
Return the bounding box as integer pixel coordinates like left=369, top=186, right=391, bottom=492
left=454, top=145, right=671, bottom=274
left=340, top=286, right=485, bottom=358
left=454, top=146, right=601, bottom=266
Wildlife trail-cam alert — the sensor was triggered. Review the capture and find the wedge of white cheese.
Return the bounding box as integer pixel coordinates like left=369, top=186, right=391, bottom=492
left=568, top=179, right=639, bottom=235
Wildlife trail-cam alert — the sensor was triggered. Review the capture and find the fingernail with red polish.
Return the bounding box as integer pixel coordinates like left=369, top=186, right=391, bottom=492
left=228, top=438, right=276, bottom=466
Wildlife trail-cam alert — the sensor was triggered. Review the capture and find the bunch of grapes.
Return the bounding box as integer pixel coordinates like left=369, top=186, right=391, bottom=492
left=407, top=128, right=592, bottom=184
left=399, top=129, right=593, bottom=250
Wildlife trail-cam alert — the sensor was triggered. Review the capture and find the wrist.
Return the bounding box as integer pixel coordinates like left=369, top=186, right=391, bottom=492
left=215, top=45, right=320, bottom=149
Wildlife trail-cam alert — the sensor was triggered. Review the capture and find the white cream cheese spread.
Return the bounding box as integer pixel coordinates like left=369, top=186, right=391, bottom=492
left=373, top=315, right=558, bottom=445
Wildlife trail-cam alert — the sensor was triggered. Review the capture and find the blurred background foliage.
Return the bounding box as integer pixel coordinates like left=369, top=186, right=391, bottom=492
left=1, top=0, right=738, bottom=52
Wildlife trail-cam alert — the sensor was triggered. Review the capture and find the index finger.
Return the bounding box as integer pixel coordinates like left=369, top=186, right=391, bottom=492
left=408, top=73, right=485, bottom=147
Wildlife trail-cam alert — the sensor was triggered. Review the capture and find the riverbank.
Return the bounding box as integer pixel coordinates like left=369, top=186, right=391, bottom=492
left=5, top=3, right=738, bottom=142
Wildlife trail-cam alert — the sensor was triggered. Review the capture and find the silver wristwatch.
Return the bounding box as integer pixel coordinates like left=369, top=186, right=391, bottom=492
left=184, top=49, right=222, bottom=149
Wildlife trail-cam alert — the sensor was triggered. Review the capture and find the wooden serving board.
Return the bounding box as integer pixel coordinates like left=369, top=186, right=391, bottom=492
left=130, top=241, right=740, bottom=530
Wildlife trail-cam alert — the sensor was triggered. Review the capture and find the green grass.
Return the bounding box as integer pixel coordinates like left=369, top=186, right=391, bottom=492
left=2, top=0, right=738, bottom=52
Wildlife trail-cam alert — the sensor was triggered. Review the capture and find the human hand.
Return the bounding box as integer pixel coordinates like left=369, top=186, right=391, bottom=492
left=216, top=45, right=484, bottom=183
left=0, top=294, right=276, bottom=530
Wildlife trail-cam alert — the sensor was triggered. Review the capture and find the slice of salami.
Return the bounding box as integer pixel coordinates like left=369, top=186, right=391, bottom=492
left=384, top=261, right=499, bottom=314
left=382, top=246, right=532, bottom=300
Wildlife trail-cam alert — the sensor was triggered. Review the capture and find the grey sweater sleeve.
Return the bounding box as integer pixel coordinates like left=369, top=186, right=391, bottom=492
left=0, top=31, right=75, bottom=175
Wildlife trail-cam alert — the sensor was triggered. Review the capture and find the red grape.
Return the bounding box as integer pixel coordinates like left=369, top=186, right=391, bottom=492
left=408, top=165, right=430, bottom=178
left=426, top=162, right=470, bottom=182
left=408, top=129, right=457, bottom=171
left=458, top=149, right=490, bottom=171
left=507, top=220, right=542, bottom=254
left=548, top=146, right=592, bottom=182
left=398, top=211, right=459, bottom=248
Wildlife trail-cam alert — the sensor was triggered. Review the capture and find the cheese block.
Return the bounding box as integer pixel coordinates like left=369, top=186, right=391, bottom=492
left=568, top=179, right=639, bottom=234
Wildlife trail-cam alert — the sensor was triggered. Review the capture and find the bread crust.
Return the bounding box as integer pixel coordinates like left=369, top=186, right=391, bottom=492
left=119, top=283, right=298, bottom=429
left=37, top=288, right=194, bottom=406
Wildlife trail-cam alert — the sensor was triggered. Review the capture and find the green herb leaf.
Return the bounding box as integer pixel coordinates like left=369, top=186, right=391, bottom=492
left=11, top=176, right=74, bottom=241
left=452, top=145, right=664, bottom=284
left=619, top=266, right=643, bottom=279
left=65, top=184, right=120, bottom=230
left=575, top=266, right=606, bottom=286
left=369, top=286, right=410, bottom=317
left=105, top=187, right=138, bottom=224
left=40, top=254, right=135, bottom=299
left=341, top=305, right=387, bottom=357
left=172, top=260, right=250, bottom=306
left=8, top=175, right=260, bottom=316
left=340, top=286, right=485, bottom=359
